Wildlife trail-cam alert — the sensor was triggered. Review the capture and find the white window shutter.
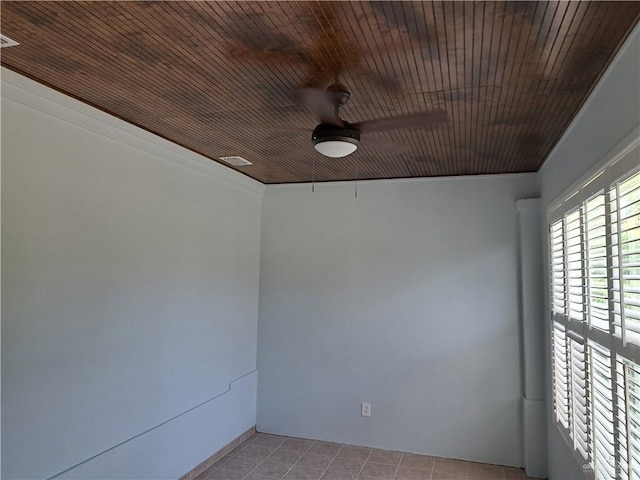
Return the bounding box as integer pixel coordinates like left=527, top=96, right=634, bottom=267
left=549, top=148, right=639, bottom=476
left=570, top=336, right=590, bottom=460
left=610, top=171, right=640, bottom=346
left=585, top=193, right=610, bottom=331
left=566, top=208, right=586, bottom=323
left=551, top=219, right=567, bottom=316
left=589, top=344, right=616, bottom=479
left=553, top=324, right=571, bottom=429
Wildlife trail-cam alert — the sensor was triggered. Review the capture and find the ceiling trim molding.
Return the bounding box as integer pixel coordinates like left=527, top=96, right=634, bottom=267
left=1, top=67, right=266, bottom=198
left=264, top=170, right=538, bottom=189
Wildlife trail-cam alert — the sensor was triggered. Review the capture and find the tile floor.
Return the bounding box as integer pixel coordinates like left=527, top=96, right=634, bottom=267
left=194, top=433, right=537, bottom=480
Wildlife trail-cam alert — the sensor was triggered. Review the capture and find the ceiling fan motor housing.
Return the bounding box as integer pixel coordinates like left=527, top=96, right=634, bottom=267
left=312, top=122, right=360, bottom=145
left=312, top=122, right=361, bottom=158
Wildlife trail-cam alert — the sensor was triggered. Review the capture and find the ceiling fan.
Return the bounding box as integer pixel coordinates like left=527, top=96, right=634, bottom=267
left=225, top=2, right=449, bottom=158
left=297, top=83, right=449, bottom=158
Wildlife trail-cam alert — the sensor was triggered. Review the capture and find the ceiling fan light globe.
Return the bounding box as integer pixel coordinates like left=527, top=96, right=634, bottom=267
left=314, top=140, right=358, bottom=158
left=312, top=123, right=361, bottom=158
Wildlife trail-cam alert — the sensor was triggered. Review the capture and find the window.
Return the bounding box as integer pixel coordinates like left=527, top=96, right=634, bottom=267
left=549, top=143, right=640, bottom=479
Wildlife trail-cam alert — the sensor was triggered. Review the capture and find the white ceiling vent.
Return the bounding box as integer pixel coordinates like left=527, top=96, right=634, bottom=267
left=219, top=156, right=252, bottom=166
left=0, top=34, right=20, bottom=48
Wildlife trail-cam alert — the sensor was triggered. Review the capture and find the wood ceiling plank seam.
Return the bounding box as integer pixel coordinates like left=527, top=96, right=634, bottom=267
left=176, top=2, right=296, bottom=123
left=512, top=0, right=593, bottom=172
left=234, top=2, right=308, bottom=116
left=483, top=2, right=519, bottom=174
left=515, top=1, right=607, bottom=171
left=506, top=0, right=559, bottom=172
left=462, top=0, right=474, bottom=172
left=66, top=3, right=209, bottom=115
left=512, top=0, right=588, bottom=168
left=322, top=1, right=370, bottom=124
left=432, top=1, right=458, bottom=177
left=531, top=3, right=640, bottom=173
left=276, top=1, right=358, bottom=182
left=476, top=3, right=506, bottom=174
left=3, top=4, right=184, bottom=120
left=485, top=1, right=546, bottom=174
left=495, top=0, right=553, bottom=173
left=471, top=1, right=486, bottom=172
left=156, top=3, right=252, bottom=112
left=413, top=1, right=447, bottom=177
left=366, top=1, right=414, bottom=178
left=355, top=2, right=412, bottom=178
left=398, top=1, right=435, bottom=176
left=383, top=1, right=425, bottom=178
left=220, top=2, right=304, bottom=124
left=307, top=1, right=345, bottom=84
left=479, top=2, right=522, bottom=173
left=98, top=1, right=288, bottom=182
left=3, top=3, right=125, bottom=78
left=421, top=2, right=446, bottom=177
left=105, top=3, right=257, bottom=161
left=158, top=1, right=299, bottom=180
left=450, top=1, right=466, bottom=175
left=502, top=2, right=566, bottom=172
left=152, top=2, right=267, bottom=120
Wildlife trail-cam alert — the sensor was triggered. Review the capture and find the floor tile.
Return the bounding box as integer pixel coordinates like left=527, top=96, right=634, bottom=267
left=395, top=467, right=432, bottom=480
left=336, top=446, right=371, bottom=462
left=357, top=462, right=397, bottom=479
left=431, top=472, right=465, bottom=480
left=284, top=464, right=325, bottom=480
left=399, top=453, right=435, bottom=471
left=238, top=444, right=279, bottom=461
left=269, top=447, right=306, bottom=467
left=307, top=441, right=343, bottom=457
left=204, top=467, right=248, bottom=480
left=433, top=458, right=468, bottom=476
left=467, top=462, right=504, bottom=480
left=297, top=453, right=336, bottom=470
left=322, top=458, right=364, bottom=479
left=248, top=459, right=294, bottom=479
left=221, top=455, right=263, bottom=475
left=321, top=473, right=358, bottom=480
left=280, top=438, right=315, bottom=453
left=196, top=434, right=528, bottom=480
left=503, top=467, right=527, bottom=479
left=252, top=434, right=288, bottom=450
left=366, top=449, right=402, bottom=466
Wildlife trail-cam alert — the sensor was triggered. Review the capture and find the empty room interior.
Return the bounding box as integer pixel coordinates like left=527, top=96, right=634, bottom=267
left=2, top=2, right=640, bottom=480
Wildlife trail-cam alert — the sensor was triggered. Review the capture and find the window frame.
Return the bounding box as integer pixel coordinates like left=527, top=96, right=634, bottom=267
left=548, top=137, right=640, bottom=478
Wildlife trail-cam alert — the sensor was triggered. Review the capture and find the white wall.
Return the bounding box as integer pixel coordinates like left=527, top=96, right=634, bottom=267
left=539, top=25, right=640, bottom=480
left=1, top=69, right=264, bottom=479
left=257, top=174, right=539, bottom=467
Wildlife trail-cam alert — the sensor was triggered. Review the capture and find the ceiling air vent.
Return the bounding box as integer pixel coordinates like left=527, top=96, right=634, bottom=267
left=219, top=156, right=252, bottom=167
left=0, top=35, right=20, bottom=48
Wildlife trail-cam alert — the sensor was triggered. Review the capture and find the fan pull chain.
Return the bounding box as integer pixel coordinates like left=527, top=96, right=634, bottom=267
left=312, top=156, right=315, bottom=193
left=355, top=158, right=358, bottom=198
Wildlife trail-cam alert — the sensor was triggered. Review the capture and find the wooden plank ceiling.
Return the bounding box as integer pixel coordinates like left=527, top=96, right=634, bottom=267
left=1, top=1, right=639, bottom=184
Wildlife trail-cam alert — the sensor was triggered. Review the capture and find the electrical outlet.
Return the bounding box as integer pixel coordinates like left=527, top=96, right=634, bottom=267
left=361, top=402, right=371, bottom=417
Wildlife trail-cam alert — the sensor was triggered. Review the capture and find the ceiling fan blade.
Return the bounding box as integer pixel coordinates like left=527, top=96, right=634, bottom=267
left=295, top=88, right=343, bottom=126
left=353, top=110, right=449, bottom=134
left=360, top=136, right=408, bottom=155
